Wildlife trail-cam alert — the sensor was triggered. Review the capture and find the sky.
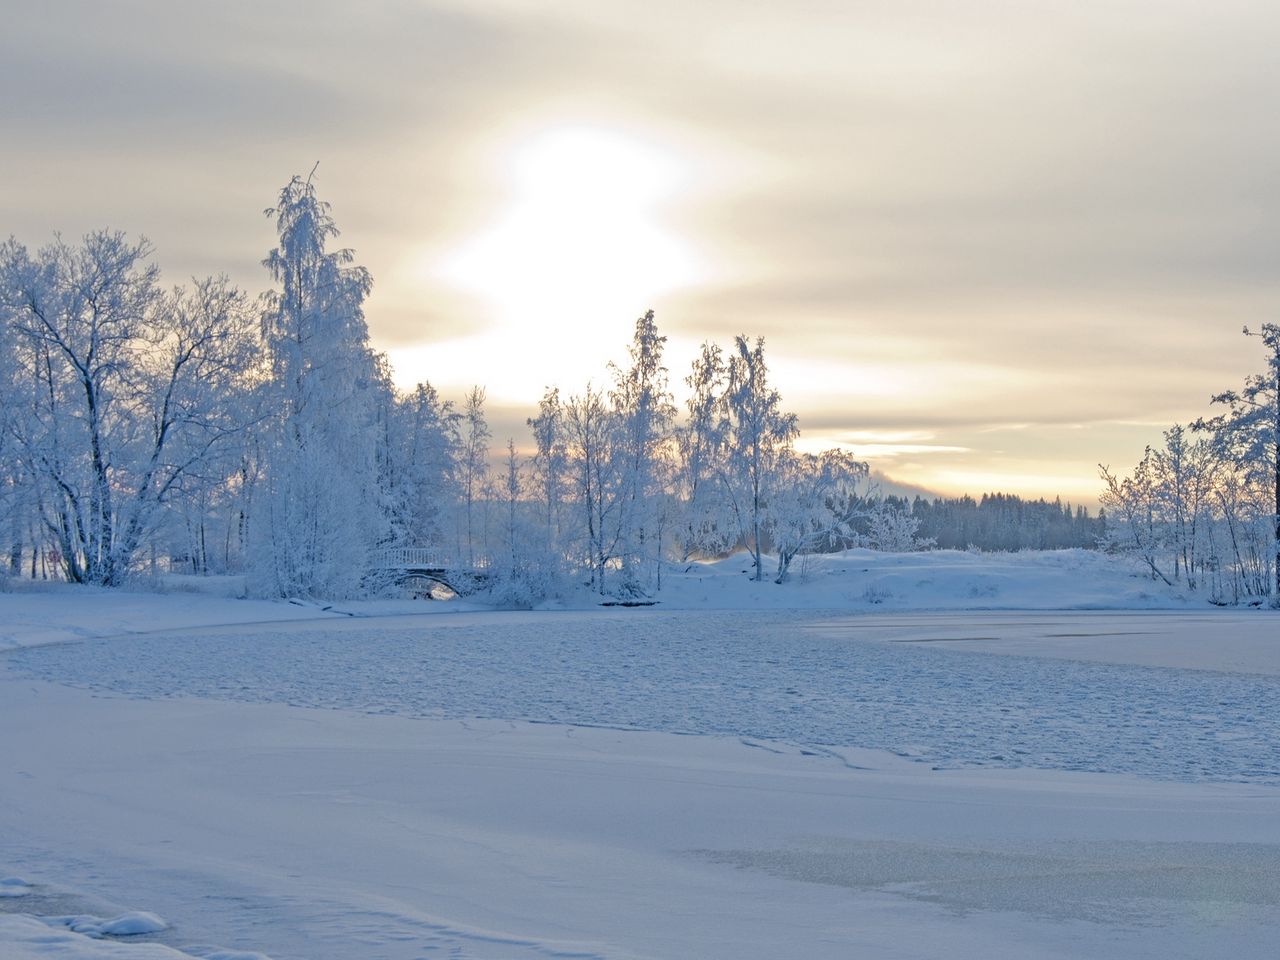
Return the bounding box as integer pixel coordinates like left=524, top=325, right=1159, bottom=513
left=3, top=0, right=1278, bottom=504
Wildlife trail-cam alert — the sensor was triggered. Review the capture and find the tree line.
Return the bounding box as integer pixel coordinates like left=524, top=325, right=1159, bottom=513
left=1099, top=325, right=1280, bottom=605
left=0, top=173, right=882, bottom=601
left=10, top=175, right=1259, bottom=604
left=903, top=494, right=1104, bottom=552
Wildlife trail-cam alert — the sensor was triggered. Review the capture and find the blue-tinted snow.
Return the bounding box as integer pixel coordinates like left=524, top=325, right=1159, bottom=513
left=9, top=610, right=1278, bottom=784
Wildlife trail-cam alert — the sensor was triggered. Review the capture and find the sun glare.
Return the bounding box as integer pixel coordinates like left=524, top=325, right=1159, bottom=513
left=425, top=125, right=704, bottom=401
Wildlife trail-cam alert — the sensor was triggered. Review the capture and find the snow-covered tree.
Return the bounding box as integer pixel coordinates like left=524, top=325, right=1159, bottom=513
left=674, top=340, right=734, bottom=561
left=389, top=380, right=460, bottom=551
left=1152, top=425, right=1219, bottom=589
left=769, top=449, right=869, bottom=581
left=1100, top=423, right=1270, bottom=602
left=564, top=383, right=622, bottom=593
left=1100, top=446, right=1176, bottom=586
left=0, top=307, right=31, bottom=575
left=609, top=310, right=677, bottom=593
left=1099, top=323, right=1280, bottom=603
left=484, top=438, right=555, bottom=606
left=865, top=498, right=931, bottom=553
left=459, top=386, right=491, bottom=567
left=1195, top=324, right=1280, bottom=596
left=255, top=171, right=385, bottom=598
left=148, top=280, right=265, bottom=577
left=527, top=386, right=567, bottom=562
left=721, top=336, right=798, bottom=581
left=0, top=234, right=258, bottom=585
left=1209, top=467, right=1275, bottom=601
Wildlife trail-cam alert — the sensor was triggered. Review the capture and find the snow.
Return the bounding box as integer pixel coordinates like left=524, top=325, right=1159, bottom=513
left=0, top=578, right=480, bottom=653
left=2, top=550, right=1278, bottom=959
left=61, top=913, right=169, bottom=937
left=0, top=916, right=192, bottom=960
left=652, top=546, right=1204, bottom=611
left=4, top=683, right=1280, bottom=959
left=811, top=609, right=1280, bottom=675
left=0, top=911, right=269, bottom=960
left=1, top=877, right=33, bottom=898
left=0, top=546, right=1205, bottom=658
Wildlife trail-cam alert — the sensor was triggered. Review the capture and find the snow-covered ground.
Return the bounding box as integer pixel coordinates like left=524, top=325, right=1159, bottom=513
left=2, top=550, right=1278, bottom=959
left=0, top=578, right=480, bottom=654
left=0, top=547, right=1206, bottom=657
left=651, top=547, right=1207, bottom=612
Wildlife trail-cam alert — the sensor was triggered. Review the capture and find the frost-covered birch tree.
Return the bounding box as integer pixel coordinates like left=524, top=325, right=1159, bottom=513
left=609, top=310, right=676, bottom=594
left=0, top=308, right=31, bottom=574
left=768, top=449, right=868, bottom=582
left=1101, top=421, right=1272, bottom=602
left=255, top=171, right=386, bottom=598
left=1100, top=445, right=1176, bottom=586
left=485, top=438, right=551, bottom=606
left=387, top=381, right=459, bottom=551
left=674, top=341, right=734, bottom=561
left=565, top=383, right=622, bottom=593
left=527, top=387, right=567, bottom=562
left=459, top=386, right=491, bottom=566
left=1195, top=324, right=1280, bottom=596
left=0, top=234, right=258, bottom=585
left=721, top=336, right=798, bottom=581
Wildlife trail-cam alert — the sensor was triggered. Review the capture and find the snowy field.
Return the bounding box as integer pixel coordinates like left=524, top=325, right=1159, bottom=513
left=2, top=551, right=1279, bottom=959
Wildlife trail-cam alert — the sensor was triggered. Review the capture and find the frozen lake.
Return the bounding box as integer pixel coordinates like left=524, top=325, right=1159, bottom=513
left=10, top=609, right=1279, bottom=784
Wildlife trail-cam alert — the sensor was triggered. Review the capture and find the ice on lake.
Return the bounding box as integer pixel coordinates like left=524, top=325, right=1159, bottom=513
left=12, top=609, right=1279, bottom=784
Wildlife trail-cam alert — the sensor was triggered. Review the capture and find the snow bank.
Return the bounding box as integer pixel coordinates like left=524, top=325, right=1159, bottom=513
left=0, top=915, right=188, bottom=959
left=653, top=547, right=1200, bottom=612
left=98, top=913, right=168, bottom=937
left=0, top=876, right=32, bottom=897
left=0, top=548, right=1232, bottom=655
left=46, top=913, right=168, bottom=938
left=0, top=580, right=475, bottom=652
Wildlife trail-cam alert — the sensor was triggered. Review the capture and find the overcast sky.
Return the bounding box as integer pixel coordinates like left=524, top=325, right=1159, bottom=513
left=4, top=0, right=1278, bottom=503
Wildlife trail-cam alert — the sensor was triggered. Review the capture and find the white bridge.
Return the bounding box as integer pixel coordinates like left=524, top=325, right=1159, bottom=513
left=370, top=548, right=489, bottom=593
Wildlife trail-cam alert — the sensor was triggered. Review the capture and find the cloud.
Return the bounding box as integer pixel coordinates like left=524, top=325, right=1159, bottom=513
left=4, top=0, right=1277, bottom=501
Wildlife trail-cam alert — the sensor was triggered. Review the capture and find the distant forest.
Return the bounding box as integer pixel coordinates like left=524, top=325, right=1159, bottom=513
left=895, top=494, right=1104, bottom=552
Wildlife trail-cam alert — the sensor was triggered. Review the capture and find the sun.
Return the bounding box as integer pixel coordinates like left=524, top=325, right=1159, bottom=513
left=420, top=124, right=705, bottom=402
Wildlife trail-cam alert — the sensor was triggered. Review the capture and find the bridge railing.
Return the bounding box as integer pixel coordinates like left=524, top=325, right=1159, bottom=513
left=372, top=548, right=490, bottom=571
left=373, top=547, right=448, bottom=569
